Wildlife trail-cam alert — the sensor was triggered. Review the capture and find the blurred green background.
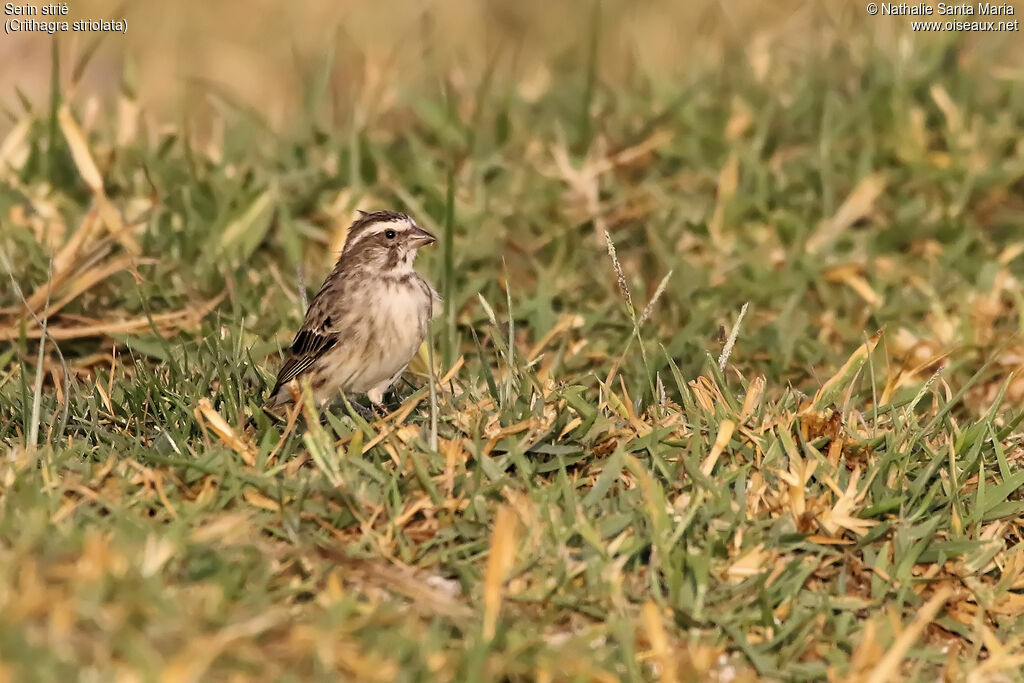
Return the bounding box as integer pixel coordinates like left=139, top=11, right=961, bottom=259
left=3, top=1, right=867, bottom=126
left=5, top=0, right=1017, bottom=131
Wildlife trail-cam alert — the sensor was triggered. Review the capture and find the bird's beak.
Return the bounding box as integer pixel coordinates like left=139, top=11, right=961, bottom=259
left=408, top=225, right=437, bottom=249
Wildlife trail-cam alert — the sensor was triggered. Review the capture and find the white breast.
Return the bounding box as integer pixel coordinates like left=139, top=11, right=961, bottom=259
left=346, top=278, right=428, bottom=393
left=314, top=276, right=432, bottom=404
left=378, top=280, right=429, bottom=356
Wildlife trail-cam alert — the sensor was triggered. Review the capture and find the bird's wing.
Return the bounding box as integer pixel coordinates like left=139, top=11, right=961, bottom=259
left=415, top=275, right=443, bottom=320
left=270, top=299, right=341, bottom=396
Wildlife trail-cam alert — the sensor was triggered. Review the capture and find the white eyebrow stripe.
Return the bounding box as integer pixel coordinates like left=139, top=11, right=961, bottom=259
left=344, top=217, right=411, bottom=247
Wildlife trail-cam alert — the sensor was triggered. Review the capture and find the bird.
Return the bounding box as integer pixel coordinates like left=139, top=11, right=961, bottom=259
left=266, top=210, right=441, bottom=413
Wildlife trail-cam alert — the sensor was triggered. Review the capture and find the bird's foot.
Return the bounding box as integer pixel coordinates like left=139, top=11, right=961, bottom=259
left=345, top=400, right=384, bottom=423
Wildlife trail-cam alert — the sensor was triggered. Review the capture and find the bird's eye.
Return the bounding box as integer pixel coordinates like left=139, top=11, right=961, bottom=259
left=384, top=229, right=397, bottom=239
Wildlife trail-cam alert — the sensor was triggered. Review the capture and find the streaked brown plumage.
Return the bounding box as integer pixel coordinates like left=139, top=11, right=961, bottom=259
left=267, top=210, right=441, bottom=411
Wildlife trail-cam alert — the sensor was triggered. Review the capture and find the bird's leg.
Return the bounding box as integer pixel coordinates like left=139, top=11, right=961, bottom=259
left=387, top=377, right=418, bottom=407
left=364, top=386, right=393, bottom=421
left=347, top=400, right=386, bottom=423
left=367, top=397, right=390, bottom=422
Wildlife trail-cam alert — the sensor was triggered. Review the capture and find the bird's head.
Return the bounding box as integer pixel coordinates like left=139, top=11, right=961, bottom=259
left=340, top=210, right=436, bottom=274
